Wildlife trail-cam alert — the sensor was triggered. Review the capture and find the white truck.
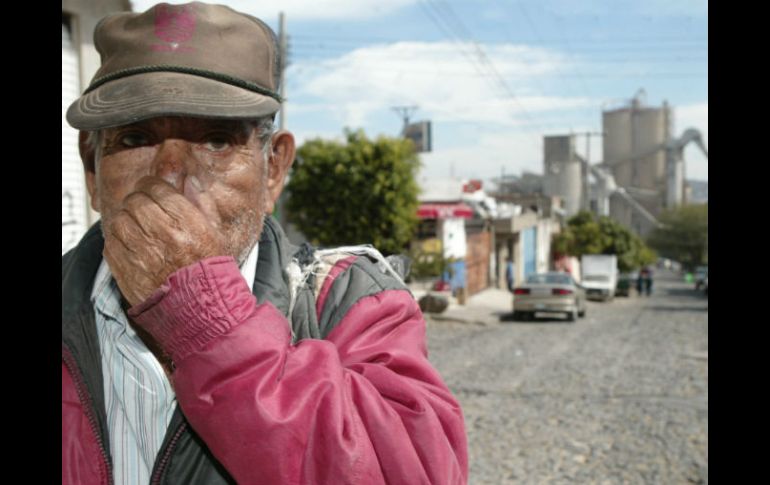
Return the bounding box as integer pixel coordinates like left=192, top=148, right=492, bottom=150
left=581, top=254, right=618, bottom=301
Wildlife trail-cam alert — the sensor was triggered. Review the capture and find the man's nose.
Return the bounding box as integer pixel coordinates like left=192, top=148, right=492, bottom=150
left=152, top=139, right=192, bottom=190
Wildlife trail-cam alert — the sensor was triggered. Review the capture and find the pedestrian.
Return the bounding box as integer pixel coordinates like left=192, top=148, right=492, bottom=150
left=636, top=269, right=645, bottom=295
left=505, top=257, right=516, bottom=292
left=62, top=3, right=468, bottom=484
left=644, top=266, right=654, bottom=296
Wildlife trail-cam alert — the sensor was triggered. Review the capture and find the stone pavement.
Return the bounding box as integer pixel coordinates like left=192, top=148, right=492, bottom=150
left=409, top=285, right=513, bottom=325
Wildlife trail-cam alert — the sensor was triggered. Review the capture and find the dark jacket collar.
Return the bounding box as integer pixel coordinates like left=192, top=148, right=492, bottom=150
left=63, top=216, right=295, bottom=346
left=62, top=216, right=296, bottom=445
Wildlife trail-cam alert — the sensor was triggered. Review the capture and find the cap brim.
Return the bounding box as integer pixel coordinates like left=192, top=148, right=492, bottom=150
left=66, top=72, right=280, bottom=130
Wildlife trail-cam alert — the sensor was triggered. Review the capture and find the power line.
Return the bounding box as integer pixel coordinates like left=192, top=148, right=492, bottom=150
left=285, top=58, right=707, bottom=79
left=289, top=45, right=707, bottom=64
left=290, top=33, right=708, bottom=46
left=425, top=0, right=569, bottom=168
left=502, top=0, right=598, bottom=132
left=419, top=0, right=551, bottom=136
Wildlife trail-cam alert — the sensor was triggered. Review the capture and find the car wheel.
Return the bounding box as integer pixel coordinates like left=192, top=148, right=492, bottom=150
left=566, top=309, right=577, bottom=322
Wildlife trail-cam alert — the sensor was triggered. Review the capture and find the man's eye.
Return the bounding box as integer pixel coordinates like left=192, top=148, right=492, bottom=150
left=202, top=135, right=232, bottom=152
left=119, top=132, right=149, bottom=147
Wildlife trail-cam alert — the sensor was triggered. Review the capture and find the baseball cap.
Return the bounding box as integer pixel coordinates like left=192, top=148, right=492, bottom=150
left=66, top=2, right=282, bottom=130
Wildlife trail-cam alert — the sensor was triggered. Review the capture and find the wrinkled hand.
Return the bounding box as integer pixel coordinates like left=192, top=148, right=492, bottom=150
left=103, top=176, right=226, bottom=307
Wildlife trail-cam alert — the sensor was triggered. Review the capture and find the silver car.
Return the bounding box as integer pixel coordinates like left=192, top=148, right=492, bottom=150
left=513, top=272, right=587, bottom=322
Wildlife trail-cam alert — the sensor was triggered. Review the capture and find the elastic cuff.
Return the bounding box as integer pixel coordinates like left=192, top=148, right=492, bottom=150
left=128, top=256, right=255, bottom=362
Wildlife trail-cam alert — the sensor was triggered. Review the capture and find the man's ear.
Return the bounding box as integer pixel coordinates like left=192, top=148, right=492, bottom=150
left=264, top=130, right=296, bottom=214
left=79, top=131, right=101, bottom=212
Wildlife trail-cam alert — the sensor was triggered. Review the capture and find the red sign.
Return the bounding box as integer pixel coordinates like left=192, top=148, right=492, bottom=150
left=417, top=203, right=474, bottom=219
left=463, top=180, right=482, bottom=193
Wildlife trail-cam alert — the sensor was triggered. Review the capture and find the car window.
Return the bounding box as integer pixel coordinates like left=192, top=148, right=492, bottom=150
left=526, top=273, right=572, bottom=285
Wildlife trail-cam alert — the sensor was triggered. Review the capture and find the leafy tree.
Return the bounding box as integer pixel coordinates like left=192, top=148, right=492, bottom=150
left=552, top=211, right=656, bottom=272
left=286, top=129, right=421, bottom=255
left=646, top=204, right=708, bottom=270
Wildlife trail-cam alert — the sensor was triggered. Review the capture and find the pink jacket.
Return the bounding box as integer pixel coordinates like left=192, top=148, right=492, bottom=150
left=63, top=254, right=468, bottom=484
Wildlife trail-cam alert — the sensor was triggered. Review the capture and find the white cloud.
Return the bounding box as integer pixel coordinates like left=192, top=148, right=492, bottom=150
left=419, top=131, right=544, bottom=182
left=130, top=0, right=417, bottom=20
left=289, top=41, right=592, bottom=127
left=284, top=40, right=608, bottom=185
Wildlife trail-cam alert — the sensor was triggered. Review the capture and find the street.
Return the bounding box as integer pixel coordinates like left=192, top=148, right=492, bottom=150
left=425, top=270, right=708, bottom=484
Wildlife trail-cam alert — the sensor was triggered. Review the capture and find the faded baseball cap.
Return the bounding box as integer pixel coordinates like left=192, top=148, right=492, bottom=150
left=67, top=2, right=282, bottom=130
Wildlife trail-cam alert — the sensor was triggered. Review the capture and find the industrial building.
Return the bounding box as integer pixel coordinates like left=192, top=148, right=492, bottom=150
left=542, top=91, right=707, bottom=237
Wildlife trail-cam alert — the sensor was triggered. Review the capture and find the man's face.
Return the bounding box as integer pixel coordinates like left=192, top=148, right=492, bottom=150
left=88, top=116, right=270, bottom=265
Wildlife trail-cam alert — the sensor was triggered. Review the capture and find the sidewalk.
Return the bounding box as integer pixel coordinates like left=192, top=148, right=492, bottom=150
left=409, top=285, right=512, bottom=325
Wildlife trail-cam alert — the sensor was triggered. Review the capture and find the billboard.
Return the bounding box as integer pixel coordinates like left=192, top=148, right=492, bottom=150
left=403, top=121, right=432, bottom=152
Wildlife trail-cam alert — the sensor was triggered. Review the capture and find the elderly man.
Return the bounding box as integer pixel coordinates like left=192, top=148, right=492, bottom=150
left=61, top=3, right=467, bottom=484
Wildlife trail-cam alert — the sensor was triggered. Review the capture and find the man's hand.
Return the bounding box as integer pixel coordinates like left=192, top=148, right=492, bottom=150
left=103, top=176, right=226, bottom=307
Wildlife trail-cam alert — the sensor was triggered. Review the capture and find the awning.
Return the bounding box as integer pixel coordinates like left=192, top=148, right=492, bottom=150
left=417, top=202, right=474, bottom=219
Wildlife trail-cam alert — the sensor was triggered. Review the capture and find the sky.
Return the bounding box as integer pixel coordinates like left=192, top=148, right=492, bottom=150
left=131, top=0, right=708, bottom=185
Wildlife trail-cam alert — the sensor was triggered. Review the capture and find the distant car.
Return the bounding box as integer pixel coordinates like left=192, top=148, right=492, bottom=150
left=615, top=272, right=637, bottom=297
left=694, top=266, right=708, bottom=290
left=512, top=272, right=587, bottom=322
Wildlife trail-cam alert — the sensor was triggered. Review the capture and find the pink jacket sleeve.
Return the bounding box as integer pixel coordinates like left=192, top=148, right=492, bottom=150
left=129, top=256, right=468, bottom=485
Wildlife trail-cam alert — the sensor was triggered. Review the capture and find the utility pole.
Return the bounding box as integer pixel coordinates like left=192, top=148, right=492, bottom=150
left=391, top=105, right=418, bottom=135
left=274, top=12, right=289, bottom=230
left=575, top=131, right=604, bottom=211
left=278, top=12, right=287, bottom=130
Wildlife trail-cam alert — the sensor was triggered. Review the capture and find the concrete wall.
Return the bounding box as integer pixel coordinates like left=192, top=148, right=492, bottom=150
left=536, top=218, right=558, bottom=274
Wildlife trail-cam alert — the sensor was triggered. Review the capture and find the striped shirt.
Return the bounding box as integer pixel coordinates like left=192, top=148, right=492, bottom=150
left=92, top=245, right=259, bottom=485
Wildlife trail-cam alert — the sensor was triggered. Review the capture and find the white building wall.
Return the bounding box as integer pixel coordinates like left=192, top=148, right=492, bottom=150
left=439, top=218, right=467, bottom=259
left=62, top=22, right=88, bottom=254
left=536, top=218, right=554, bottom=274
left=62, top=1, right=130, bottom=253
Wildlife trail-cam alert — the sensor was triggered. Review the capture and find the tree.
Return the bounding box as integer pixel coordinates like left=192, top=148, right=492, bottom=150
left=646, top=204, right=708, bottom=270
left=286, top=129, right=421, bottom=255
left=552, top=211, right=656, bottom=272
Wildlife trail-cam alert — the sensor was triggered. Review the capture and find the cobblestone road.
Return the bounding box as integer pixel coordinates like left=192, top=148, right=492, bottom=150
left=425, top=270, right=708, bottom=484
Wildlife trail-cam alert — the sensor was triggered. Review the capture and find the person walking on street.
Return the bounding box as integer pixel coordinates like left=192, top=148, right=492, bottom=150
left=505, top=257, right=516, bottom=292
left=644, top=267, right=654, bottom=296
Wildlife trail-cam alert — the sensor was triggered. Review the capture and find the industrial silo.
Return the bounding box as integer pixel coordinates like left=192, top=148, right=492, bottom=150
left=543, top=135, right=582, bottom=217
left=602, top=107, right=633, bottom=188
left=604, top=94, right=672, bottom=188
left=602, top=92, right=673, bottom=231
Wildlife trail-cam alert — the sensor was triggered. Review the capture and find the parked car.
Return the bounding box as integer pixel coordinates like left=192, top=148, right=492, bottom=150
left=615, top=272, right=637, bottom=297
left=512, top=272, right=587, bottom=322
left=694, top=266, right=708, bottom=291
